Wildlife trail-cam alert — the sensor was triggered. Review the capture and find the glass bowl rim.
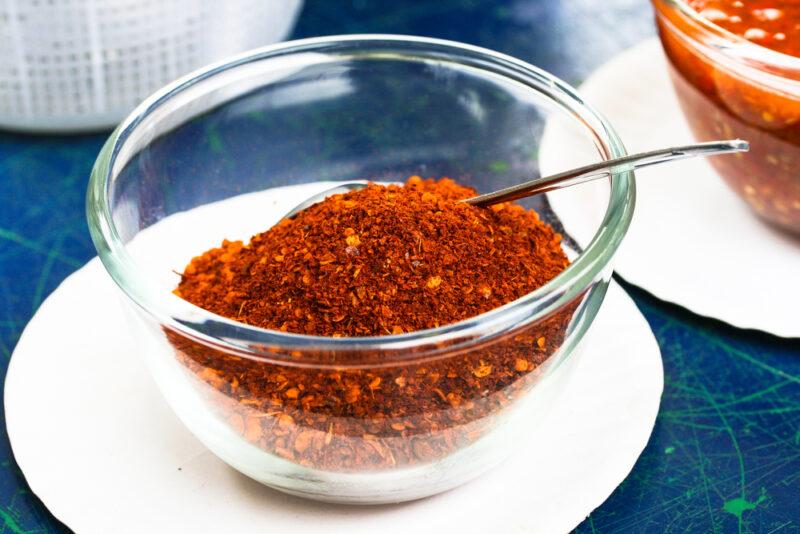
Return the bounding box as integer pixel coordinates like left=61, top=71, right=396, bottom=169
left=87, top=34, right=635, bottom=357
left=655, top=0, right=800, bottom=72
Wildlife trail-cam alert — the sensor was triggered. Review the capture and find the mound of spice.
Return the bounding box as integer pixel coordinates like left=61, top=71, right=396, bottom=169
left=169, top=177, right=575, bottom=471
left=176, top=177, right=568, bottom=335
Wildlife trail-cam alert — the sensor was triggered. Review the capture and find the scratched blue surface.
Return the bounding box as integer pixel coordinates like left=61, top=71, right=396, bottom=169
left=0, top=1, right=798, bottom=533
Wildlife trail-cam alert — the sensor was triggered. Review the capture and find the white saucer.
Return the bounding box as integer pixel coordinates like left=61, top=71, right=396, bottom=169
left=542, top=38, right=800, bottom=339
left=5, top=257, right=662, bottom=534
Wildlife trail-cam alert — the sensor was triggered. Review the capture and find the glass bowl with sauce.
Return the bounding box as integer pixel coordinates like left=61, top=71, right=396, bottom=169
left=86, top=35, right=635, bottom=503
left=653, top=0, right=800, bottom=233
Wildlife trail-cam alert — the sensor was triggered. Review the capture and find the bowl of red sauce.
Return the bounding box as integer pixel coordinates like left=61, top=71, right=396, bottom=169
left=653, top=0, right=800, bottom=233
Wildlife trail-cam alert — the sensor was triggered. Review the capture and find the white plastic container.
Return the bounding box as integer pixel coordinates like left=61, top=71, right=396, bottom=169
left=0, top=0, right=303, bottom=132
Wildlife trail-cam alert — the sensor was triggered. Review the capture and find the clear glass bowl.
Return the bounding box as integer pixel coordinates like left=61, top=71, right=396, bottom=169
left=653, top=0, right=800, bottom=234
left=86, top=35, right=635, bottom=504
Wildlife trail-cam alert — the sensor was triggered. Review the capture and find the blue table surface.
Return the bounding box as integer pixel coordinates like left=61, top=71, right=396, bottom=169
left=1, top=1, right=798, bottom=532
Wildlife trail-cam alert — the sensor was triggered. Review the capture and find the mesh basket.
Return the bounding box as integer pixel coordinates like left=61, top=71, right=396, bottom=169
left=0, top=0, right=303, bottom=132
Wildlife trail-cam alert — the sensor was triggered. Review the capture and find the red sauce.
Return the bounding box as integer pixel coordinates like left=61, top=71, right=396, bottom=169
left=688, top=0, right=800, bottom=56
left=654, top=0, right=800, bottom=233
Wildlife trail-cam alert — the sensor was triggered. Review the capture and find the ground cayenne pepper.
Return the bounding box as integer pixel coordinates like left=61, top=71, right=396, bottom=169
left=169, top=177, right=574, bottom=471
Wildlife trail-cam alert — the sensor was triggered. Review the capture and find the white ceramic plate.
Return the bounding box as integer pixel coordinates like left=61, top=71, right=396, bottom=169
left=6, top=260, right=661, bottom=534
left=543, top=39, right=800, bottom=339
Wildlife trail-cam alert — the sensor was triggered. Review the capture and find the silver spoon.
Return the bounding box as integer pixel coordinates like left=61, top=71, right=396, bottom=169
left=285, top=139, right=748, bottom=217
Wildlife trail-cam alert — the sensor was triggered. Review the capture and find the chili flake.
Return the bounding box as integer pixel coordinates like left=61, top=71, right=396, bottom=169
left=169, top=177, right=575, bottom=472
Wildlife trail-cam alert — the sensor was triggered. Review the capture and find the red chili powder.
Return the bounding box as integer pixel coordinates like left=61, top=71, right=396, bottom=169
left=175, top=176, right=569, bottom=336
left=167, top=177, right=575, bottom=471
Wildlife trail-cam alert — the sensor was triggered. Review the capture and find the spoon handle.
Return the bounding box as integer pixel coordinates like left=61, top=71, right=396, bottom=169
left=463, top=139, right=749, bottom=208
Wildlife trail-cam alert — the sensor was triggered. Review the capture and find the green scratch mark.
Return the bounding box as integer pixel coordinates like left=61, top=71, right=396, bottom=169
left=693, top=424, right=720, bottom=533
left=695, top=330, right=800, bottom=386
left=664, top=446, right=675, bottom=454
left=765, top=520, right=794, bottom=534
left=489, top=160, right=510, bottom=172
left=31, top=230, right=67, bottom=312
left=0, top=227, right=81, bottom=268
left=723, top=488, right=767, bottom=521
left=697, top=381, right=748, bottom=534
left=0, top=336, right=13, bottom=360
left=246, top=110, right=266, bottom=122
left=0, top=507, right=31, bottom=534
left=208, top=127, right=224, bottom=154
